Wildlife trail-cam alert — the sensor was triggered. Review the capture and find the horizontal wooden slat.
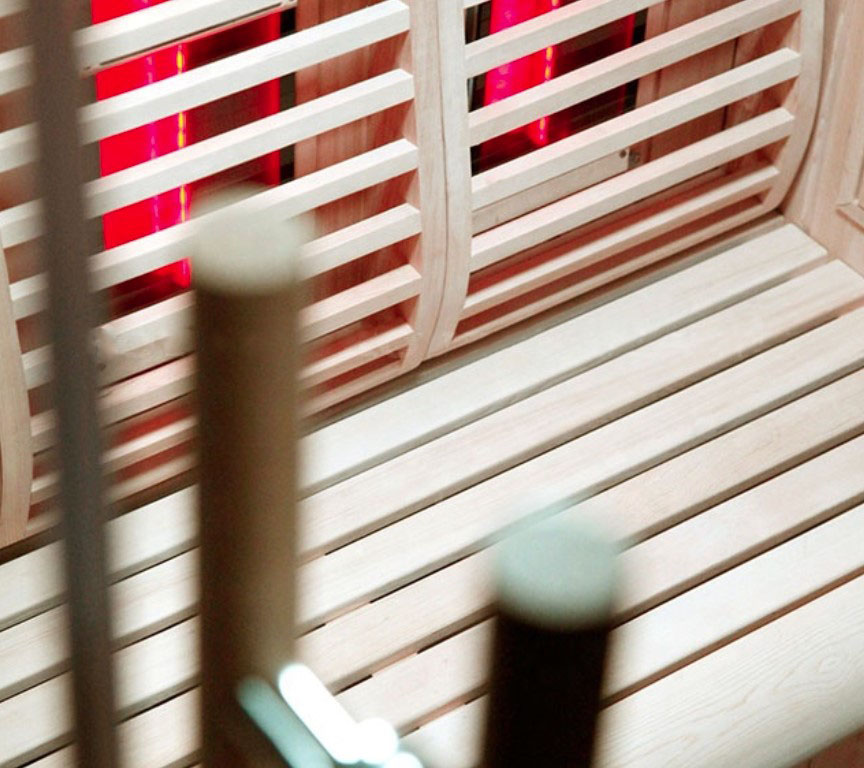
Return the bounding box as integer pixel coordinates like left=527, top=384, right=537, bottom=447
left=0, top=69, right=415, bottom=249
left=301, top=323, right=414, bottom=387
left=29, top=321, right=411, bottom=460
left=22, top=294, right=192, bottom=390
left=82, top=0, right=410, bottom=144
left=0, top=488, right=195, bottom=633
left=300, top=220, right=818, bottom=494
left=78, top=0, right=295, bottom=72
left=464, top=166, right=778, bottom=318
left=298, top=302, right=864, bottom=629
left=31, top=357, right=194, bottom=454
left=471, top=151, right=629, bottom=234
left=11, top=139, right=419, bottom=319
left=9, top=691, right=200, bottom=768
left=471, top=48, right=800, bottom=211
left=465, top=0, right=659, bottom=78
left=302, top=204, right=422, bottom=278
left=304, top=361, right=406, bottom=416
left=22, top=263, right=419, bottom=394
left=30, top=416, right=195, bottom=508
left=302, top=264, right=422, bottom=341
left=456, top=201, right=773, bottom=348
left=471, top=108, right=795, bottom=271
left=300, top=261, right=857, bottom=559
left=0, top=47, right=29, bottom=98
left=468, top=0, right=801, bottom=145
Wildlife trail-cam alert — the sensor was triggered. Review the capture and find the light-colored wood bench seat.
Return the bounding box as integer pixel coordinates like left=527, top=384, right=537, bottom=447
left=2, top=217, right=864, bottom=768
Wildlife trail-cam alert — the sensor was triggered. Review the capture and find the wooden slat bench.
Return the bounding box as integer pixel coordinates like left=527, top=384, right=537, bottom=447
left=2, top=217, right=864, bottom=767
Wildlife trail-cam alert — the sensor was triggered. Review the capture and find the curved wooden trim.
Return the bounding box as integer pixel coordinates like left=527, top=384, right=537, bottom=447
left=760, top=0, right=824, bottom=210
left=0, top=244, right=32, bottom=548
left=418, top=0, right=473, bottom=359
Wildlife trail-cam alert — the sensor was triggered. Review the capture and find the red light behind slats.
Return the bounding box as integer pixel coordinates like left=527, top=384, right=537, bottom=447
left=481, top=0, right=637, bottom=167
left=91, top=1, right=281, bottom=296
left=92, top=0, right=192, bottom=288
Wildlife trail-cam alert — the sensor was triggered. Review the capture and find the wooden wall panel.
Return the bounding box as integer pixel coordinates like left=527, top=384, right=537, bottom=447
left=783, top=0, right=864, bottom=275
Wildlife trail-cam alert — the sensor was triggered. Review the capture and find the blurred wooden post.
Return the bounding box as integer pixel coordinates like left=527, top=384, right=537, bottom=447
left=482, top=517, right=618, bottom=768
left=25, top=1, right=119, bottom=766
left=192, top=197, right=309, bottom=767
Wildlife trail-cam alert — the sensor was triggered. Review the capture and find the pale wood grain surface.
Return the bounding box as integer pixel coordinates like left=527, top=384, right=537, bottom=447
left=6, top=225, right=864, bottom=768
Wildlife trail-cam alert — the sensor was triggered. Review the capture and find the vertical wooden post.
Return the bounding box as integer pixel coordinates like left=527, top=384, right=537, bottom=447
left=192, top=196, right=308, bottom=767
left=0, top=244, right=32, bottom=547
left=482, top=517, right=618, bottom=768
left=24, top=1, right=119, bottom=766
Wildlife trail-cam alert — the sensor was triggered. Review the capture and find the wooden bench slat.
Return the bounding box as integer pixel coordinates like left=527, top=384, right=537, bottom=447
left=337, top=495, right=864, bottom=732
left=12, top=432, right=864, bottom=766
left=300, top=260, right=856, bottom=559
left=3, top=222, right=811, bottom=628
left=298, top=274, right=864, bottom=627
left=301, top=370, right=864, bottom=690
left=404, top=575, right=864, bottom=768
left=301, top=220, right=821, bottom=494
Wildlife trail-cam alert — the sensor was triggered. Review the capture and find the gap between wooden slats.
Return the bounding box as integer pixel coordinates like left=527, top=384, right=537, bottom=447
left=471, top=109, right=794, bottom=271
left=0, top=70, right=415, bottom=250
left=28, top=318, right=411, bottom=458
left=464, top=0, right=660, bottom=79
left=301, top=370, right=864, bottom=691
left=302, top=204, right=421, bottom=278
left=301, top=323, right=413, bottom=387
left=10, top=139, right=419, bottom=320
left=470, top=48, right=800, bottom=212
left=328, top=297, right=864, bottom=614
left=29, top=416, right=197, bottom=508
left=468, top=0, right=801, bottom=146
left=471, top=152, right=629, bottom=235
left=296, top=277, right=864, bottom=628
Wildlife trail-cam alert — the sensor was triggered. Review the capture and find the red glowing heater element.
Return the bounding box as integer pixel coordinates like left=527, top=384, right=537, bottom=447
left=484, top=0, right=561, bottom=148
left=482, top=0, right=636, bottom=161
left=91, top=1, right=281, bottom=293
left=91, top=0, right=193, bottom=288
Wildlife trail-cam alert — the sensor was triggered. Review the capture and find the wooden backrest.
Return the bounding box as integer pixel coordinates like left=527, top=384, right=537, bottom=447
left=0, top=0, right=823, bottom=549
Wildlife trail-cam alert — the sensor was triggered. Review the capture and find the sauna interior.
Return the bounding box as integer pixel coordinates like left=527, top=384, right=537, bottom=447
left=3, top=0, right=864, bottom=764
